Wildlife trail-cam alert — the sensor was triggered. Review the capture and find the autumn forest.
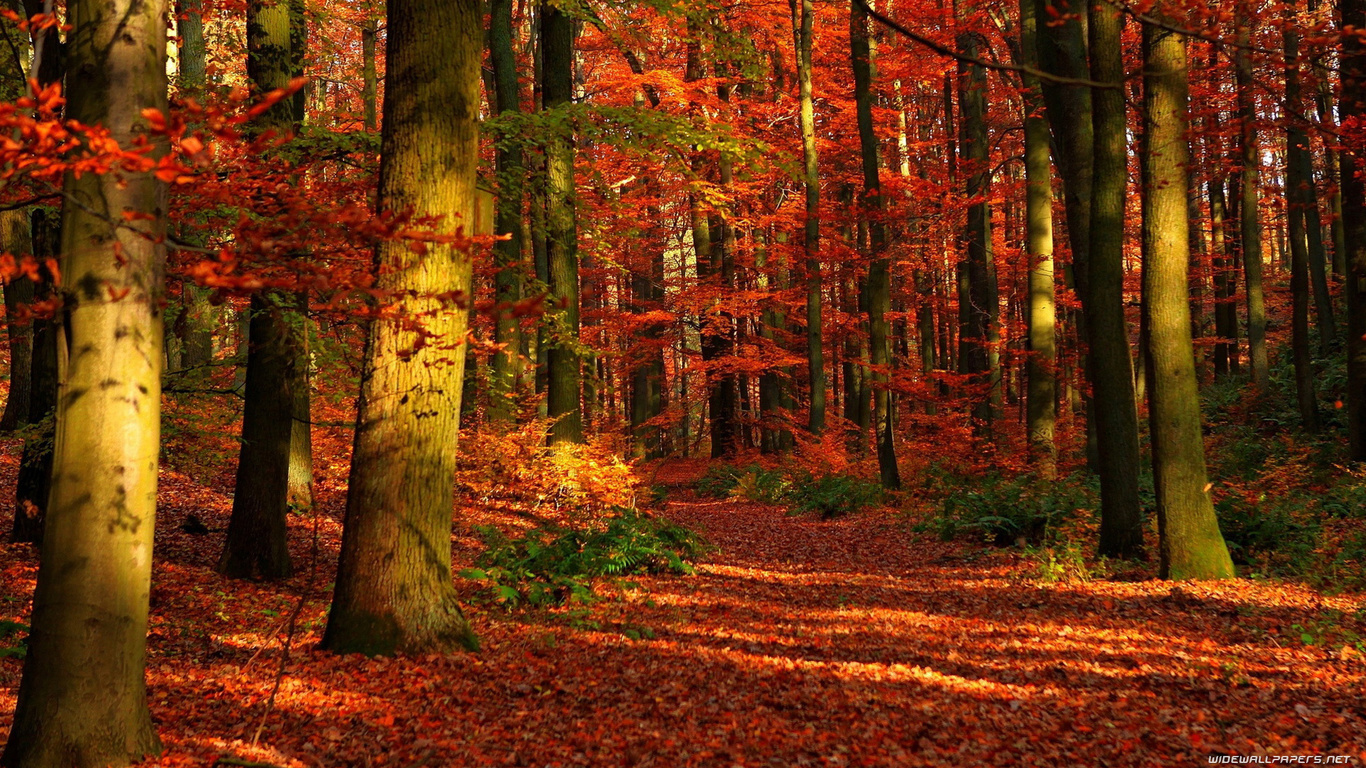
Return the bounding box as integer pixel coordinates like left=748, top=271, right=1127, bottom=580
left=0, top=0, right=1363, bottom=763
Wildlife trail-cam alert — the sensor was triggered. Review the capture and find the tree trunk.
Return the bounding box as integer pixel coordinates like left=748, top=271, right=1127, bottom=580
left=489, top=0, right=524, bottom=425
left=1089, top=0, right=1145, bottom=559
left=12, top=213, right=57, bottom=545
left=1236, top=15, right=1270, bottom=388
left=0, top=212, right=33, bottom=431
left=0, top=0, right=169, bottom=761
left=542, top=1, right=582, bottom=444
left=851, top=0, right=900, bottom=488
left=1022, top=0, right=1056, bottom=479
left=322, top=0, right=481, bottom=655
left=220, top=0, right=300, bottom=579
left=790, top=0, right=824, bottom=435
left=1284, top=6, right=1321, bottom=430
left=1340, top=0, right=1366, bottom=459
left=1141, top=20, right=1235, bottom=581
left=1209, top=177, right=1236, bottom=377
left=957, top=22, right=993, bottom=432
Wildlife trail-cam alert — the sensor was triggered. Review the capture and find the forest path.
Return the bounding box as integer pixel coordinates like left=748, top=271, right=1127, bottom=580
left=0, top=452, right=1362, bottom=767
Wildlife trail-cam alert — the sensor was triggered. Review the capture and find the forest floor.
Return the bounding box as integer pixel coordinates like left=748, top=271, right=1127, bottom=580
left=0, top=447, right=1365, bottom=766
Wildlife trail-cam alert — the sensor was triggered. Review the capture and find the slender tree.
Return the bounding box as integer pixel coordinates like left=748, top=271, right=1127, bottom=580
left=322, top=0, right=481, bottom=655
left=0, top=0, right=169, bottom=761
left=957, top=15, right=994, bottom=431
left=1235, top=13, right=1270, bottom=387
left=791, top=0, right=825, bottom=434
left=851, top=0, right=900, bottom=488
left=1089, top=0, right=1145, bottom=558
left=1021, top=0, right=1056, bottom=478
left=489, top=0, right=524, bottom=424
left=542, top=1, right=583, bottom=444
left=1285, top=4, right=1320, bottom=429
left=218, top=0, right=301, bottom=580
left=1141, top=19, right=1235, bottom=580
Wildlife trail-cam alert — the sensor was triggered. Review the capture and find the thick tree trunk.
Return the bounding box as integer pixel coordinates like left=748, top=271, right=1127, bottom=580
left=322, top=0, right=481, bottom=655
left=0, top=0, right=169, bottom=761
left=1341, top=0, right=1366, bottom=459
left=1021, top=0, right=1056, bottom=479
left=1236, top=15, right=1270, bottom=388
left=851, top=0, right=900, bottom=488
left=1089, top=0, right=1145, bottom=559
left=1141, top=21, right=1235, bottom=581
left=542, top=2, right=582, bottom=444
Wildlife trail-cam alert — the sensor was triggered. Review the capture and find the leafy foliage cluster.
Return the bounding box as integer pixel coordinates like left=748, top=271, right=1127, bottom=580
left=454, top=420, right=640, bottom=523
left=924, top=472, right=1099, bottom=547
left=694, top=463, right=883, bottom=518
left=460, top=507, right=707, bottom=609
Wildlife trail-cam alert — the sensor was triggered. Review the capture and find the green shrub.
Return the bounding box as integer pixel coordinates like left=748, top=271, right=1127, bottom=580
left=695, top=464, right=743, bottom=499
left=731, top=465, right=790, bottom=504
left=461, top=508, right=707, bottom=609
left=929, top=473, right=1097, bottom=546
left=787, top=473, right=883, bottom=519
left=1215, top=495, right=1321, bottom=575
left=0, top=620, right=27, bottom=659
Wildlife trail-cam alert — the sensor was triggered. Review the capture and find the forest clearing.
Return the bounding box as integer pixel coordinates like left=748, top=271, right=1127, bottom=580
left=1, top=0, right=1365, bottom=763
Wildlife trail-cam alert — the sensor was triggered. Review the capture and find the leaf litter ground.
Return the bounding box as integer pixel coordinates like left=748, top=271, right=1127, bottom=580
left=0, top=442, right=1363, bottom=766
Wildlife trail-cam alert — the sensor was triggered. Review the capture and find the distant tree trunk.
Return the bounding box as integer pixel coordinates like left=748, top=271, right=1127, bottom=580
left=1284, top=7, right=1321, bottom=430
left=0, top=0, right=168, bottom=761
left=1301, top=152, right=1336, bottom=353
left=1141, top=20, right=1235, bottom=581
left=1236, top=14, right=1270, bottom=388
left=1089, top=0, right=1145, bottom=559
left=1340, top=0, right=1366, bottom=460
left=489, top=0, right=524, bottom=425
left=0, top=16, right=34, bottom=433
left=957, top=22, right=993, bottom=432
left=851, top=0, right=900, bottom=488
left=1209, top=177, right=1237, bottom=377
left=0, top=213, right=33, bottom=432
left=791, top=0, right=824, bottom=435
left=287, top=0, right=313, bottom=512
left=12, top=213, right=57, bottom=545
left=175, top=0, right=215, bottom=372
left=220, top=0, right=299, bottom=580
left=1021, top=0, right=1056, bottom=479
left=362, top=15, right=378, bottom=130
left=1037, top=0, right=1098, bottom=467
left=322, top=0, right=481, bottom=656
left=542, top=1, right=582, bottom=444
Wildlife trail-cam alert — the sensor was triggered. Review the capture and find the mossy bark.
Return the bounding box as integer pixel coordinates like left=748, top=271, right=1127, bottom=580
left=1141, top=21, right=1235, bottom=581
left=542, top=2, right=582, bottom=445
left=0, top=0, right=169, bottom=761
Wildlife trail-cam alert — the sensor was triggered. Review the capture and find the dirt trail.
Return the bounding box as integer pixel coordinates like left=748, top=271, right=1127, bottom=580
left=0, top=456, right=1364, bottom=766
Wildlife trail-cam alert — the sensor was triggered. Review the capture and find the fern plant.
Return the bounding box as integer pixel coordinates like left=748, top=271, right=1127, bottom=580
left=461, top=508, right=707, bottom=609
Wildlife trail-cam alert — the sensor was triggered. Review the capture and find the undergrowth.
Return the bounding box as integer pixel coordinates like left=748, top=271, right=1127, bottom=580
left=695, top=463, right=883, bottom=518
left=460, top=507, right=708, bottom=609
